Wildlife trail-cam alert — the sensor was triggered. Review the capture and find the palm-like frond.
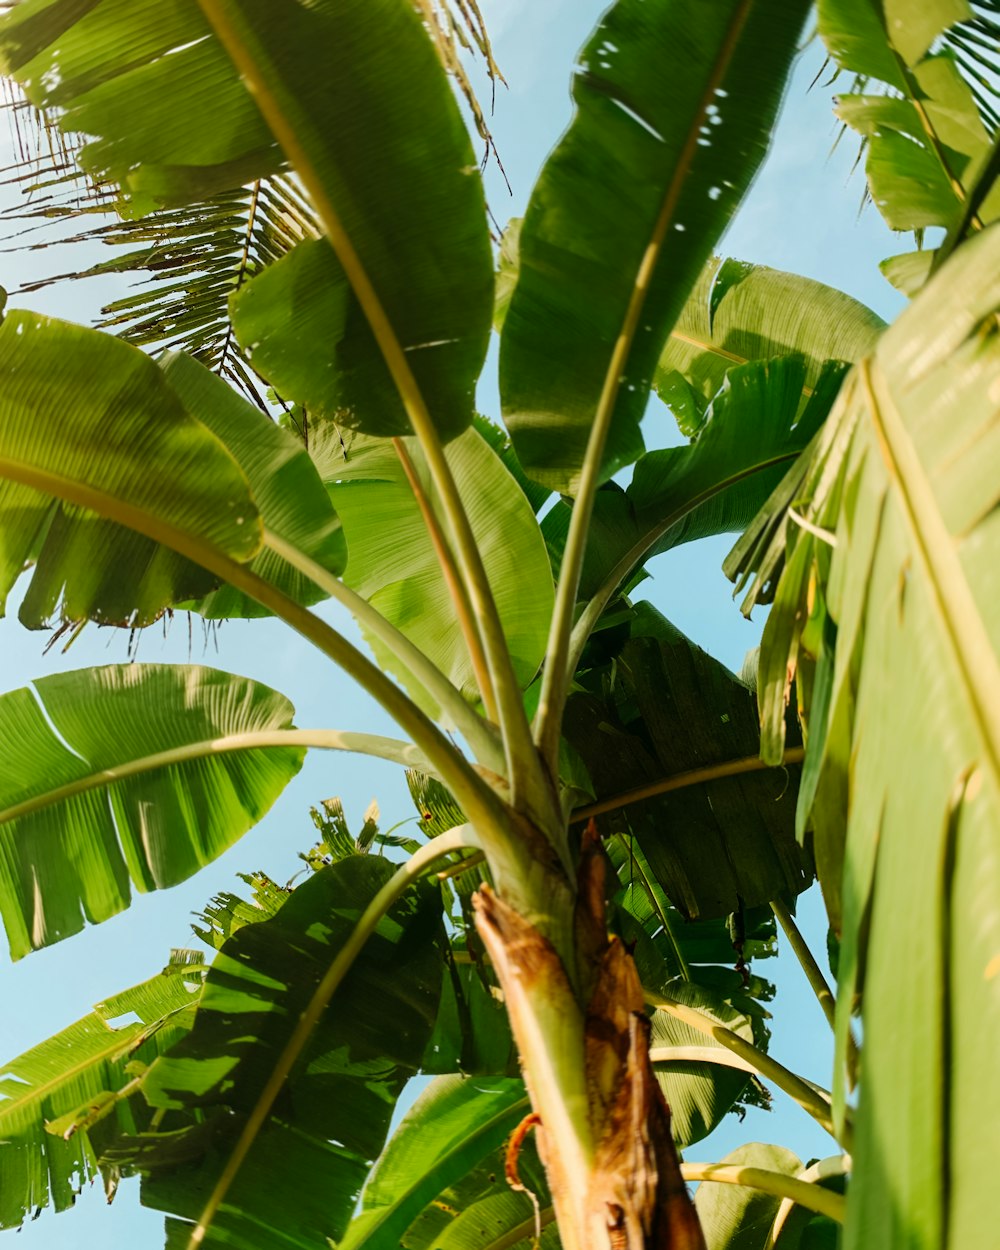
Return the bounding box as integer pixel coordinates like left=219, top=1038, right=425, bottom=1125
left=942, top=0, right=1000, bottom=132
left=7, top=173, right=319, bottom=408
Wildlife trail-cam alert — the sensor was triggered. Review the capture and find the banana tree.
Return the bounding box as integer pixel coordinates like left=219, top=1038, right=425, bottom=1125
left=0, top=1, right=995, bottom=1248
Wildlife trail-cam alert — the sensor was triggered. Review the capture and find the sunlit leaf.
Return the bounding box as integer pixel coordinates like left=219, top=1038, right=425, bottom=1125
left=0, top=664, right=302, bottom=957
left=499, top=0, right=811, bottom=491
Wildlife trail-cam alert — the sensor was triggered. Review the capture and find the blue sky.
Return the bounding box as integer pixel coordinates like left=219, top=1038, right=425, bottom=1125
left=0, top=2, right=906, bottom=1244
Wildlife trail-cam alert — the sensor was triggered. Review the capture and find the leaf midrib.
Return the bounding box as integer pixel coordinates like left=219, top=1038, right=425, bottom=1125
left=0, top=729, right=411, bottom=827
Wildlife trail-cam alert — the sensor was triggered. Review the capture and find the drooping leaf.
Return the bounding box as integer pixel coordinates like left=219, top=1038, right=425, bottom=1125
left=499, top=0, right=811, bottom=492
left=0, top=664, right=303, bottom=958
left=159, top=351, right=346, bottom=618
left=727, top=224, right=1000, bottom=1248
left=0, top=311, right=261, bottom=630
left=0, top=957, right=202, bottom=1230
left=565, top=603, right=810, bottom=920
left=339, top=1074, right=532, bottom=1250
left=306, top=420, right=553, bottom=716
left=126, top=856, right=444, bottom=1250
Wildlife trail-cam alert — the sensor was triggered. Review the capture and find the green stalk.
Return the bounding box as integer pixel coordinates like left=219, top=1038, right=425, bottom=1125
left=390, top=438, right=500, bottom=725
left=0, top=729, right=436, bottom=828
left=265, top=528, right=505, bottom=772
left=186, top=826, right=480, bottom=1250
left=770, top=898, right=838, bottom=1033
left=534, top=0, right=753, bottom=775
left=680, top=1163, right=846, bottom=1223
left=648, top=1045, right=757, bottom=1074
left=575, top=750, right=806, bottom=823
left=768, top=1155, right=851, bottom=1244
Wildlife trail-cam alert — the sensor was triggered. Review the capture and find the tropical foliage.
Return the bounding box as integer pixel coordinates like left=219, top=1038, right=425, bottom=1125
left=0, top=0, right=995, bottom=1248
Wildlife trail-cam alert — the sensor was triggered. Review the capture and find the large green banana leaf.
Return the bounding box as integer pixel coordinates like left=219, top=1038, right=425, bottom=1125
left=0, top=313, right=344, bottom=629
left=302, top=420, right=553, bottom=716
left=565, top=603, right=810, bottom=919
left=726, top=224, right=1000, bottom=1248
left=0, top=664, right=303, bottom=958
left=0, top=311, right=263, bottom=628
left=0, top=956, right=202, bottom=1230
left=499, top=0, right=811, bottom=493
left=0, top=0, right=494, bottom=444
left=125, top=857, right=443, bottom=1250
left=655, top=256, right=886, bottom=434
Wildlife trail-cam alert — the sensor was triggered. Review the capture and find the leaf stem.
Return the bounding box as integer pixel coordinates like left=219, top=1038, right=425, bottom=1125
left=0, top=729, right=437, bottom=828
left=390, top=438, right=499, bottom=723
left=265, top=527, right=505, bottom=772
left=648, top=1045, right=757, bottom=1073
left=534, top=0, right=753, bottom=774
left=770, top=899, right=836, bottom=1031
left=680, top=1162, right=846, bottom=1223
left=573, top=749, right=805, bottom=822
left=185, top=825, right=480, bottom=1250
left=647, top=990, right=851, bottom=1151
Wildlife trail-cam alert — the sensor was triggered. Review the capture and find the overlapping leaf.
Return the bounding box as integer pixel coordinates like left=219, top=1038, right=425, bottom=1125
left=694, top=1142, right=840, bottom=1250
left=544, top=358, right=845, bottom=628
left=648, top=980, right=760, bottom=1148
left=340, top=1075, right=532, bottom=1250
left=565, top=603, right=810, bottom=919
left=654, top=256, right=886, bottom=433
left=125, top=856, right=444, bottom=1250
left=499, top=0, right=812, bottom=492
left=0, top=664, right=303, bottom=957
left=727, top=224, right=1000, bottom=1247
left=300, top=419, right=552, bottom=715
left=161, top=352, right=345, bottom=617
left=0, top=0, right=495, bottom=444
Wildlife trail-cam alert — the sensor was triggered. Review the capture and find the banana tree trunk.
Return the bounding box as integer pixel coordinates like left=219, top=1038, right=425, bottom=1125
left=474, top=825, right=707, bottom=1250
